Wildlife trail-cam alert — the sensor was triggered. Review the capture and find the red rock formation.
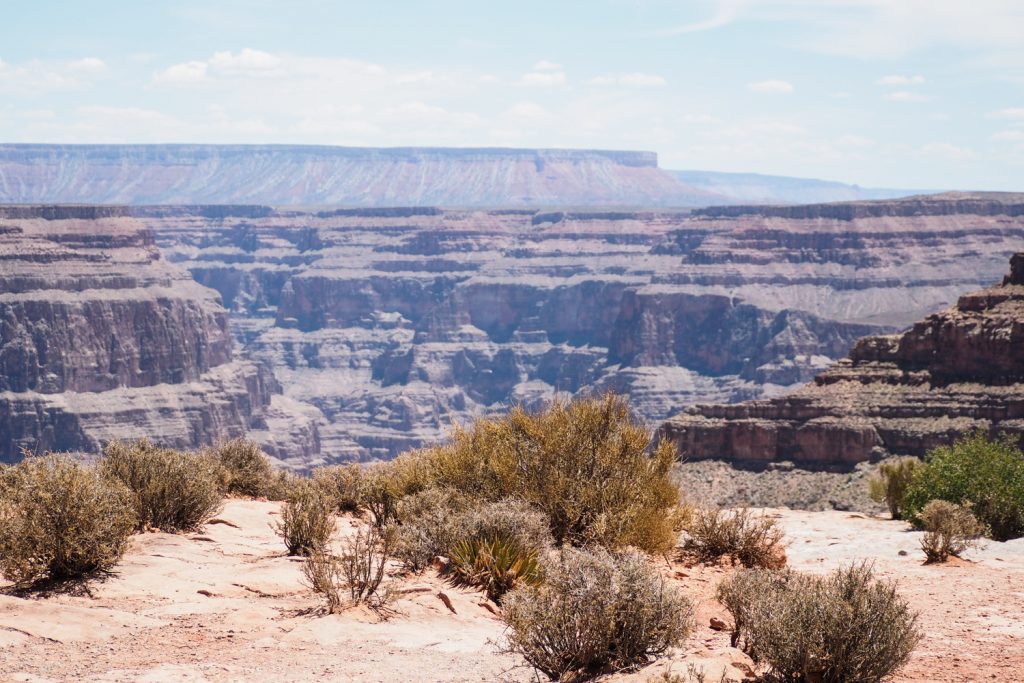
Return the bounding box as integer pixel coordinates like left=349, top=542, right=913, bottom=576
left=658, top=252, right=1024, bottom=467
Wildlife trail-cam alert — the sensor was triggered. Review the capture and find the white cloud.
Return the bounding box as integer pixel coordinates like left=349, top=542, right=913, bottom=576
left=921, top=141, right=974, bottom=159
left=532, top=60, right=563, bottom=71
left=993, top=130, right=1024, bottom=142
left=747, top=79, right=793, bottom=94
left=67, top=57, right=106, bottom=73
left=877, top=74, right=925, bottom=86
left=589, top=73, right=666, bottom=87
left=507, top=102, right=551, bottom=119
left=988, top=107, right=1024, bottom=121
left=208, top=48, right=283, bottom=75
left=154, top=61, right=209, bottom=85
left=516, top=71, right=567, bottom=87
left=887, top=91, right=931, bottom=103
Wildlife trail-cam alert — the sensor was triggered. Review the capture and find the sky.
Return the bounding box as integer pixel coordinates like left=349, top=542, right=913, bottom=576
left=1, top=0, right=1023, bottom=190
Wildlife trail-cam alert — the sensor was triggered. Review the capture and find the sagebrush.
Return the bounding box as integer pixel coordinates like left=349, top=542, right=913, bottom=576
left=717, top=563, right=920, bottom=683
left=338, top=523, right=397, bottom=608
left=212, top=438, right=273, bottom=497
left=919, top=499, right=986, bottom=563
left=683, top=507, right=785, bottom=568
left=101, top=439, right=223, bottom=532
left=868, top=457, right=921, bottom=520
left=502, top=548, right=693, bottom=681
left=0, top=456, right=136, bottom=586
left=274, top=481, right=335, bottom=556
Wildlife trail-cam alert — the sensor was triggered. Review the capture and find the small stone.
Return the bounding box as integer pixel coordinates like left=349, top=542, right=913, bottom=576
left=710, top=616, right=728, bottom=631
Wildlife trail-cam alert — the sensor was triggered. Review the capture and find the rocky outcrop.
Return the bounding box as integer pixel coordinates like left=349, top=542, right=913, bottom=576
left=0, top=144, right=719, bottom=207
left=144, top=194, right=1024, bottom=462
left=658, top=252, right=1024, bottom=468
left=0, top=207, right=319, bottom=462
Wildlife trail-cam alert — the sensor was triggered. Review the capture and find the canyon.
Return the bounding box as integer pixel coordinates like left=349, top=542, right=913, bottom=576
left=2, top=192, right=1023, bottom=466
left=659, top=251, right=1024, bottom=467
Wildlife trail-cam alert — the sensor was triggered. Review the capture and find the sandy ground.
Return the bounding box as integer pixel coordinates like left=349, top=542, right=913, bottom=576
left=2, top=500, right=1022, bottom=682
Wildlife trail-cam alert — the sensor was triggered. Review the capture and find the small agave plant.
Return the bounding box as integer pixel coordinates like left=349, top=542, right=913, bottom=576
left=449, top=534, right=543, bottom=602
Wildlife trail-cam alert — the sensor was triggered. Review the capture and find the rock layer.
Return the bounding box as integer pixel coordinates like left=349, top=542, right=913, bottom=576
left=0, top=206, right=317, bottom=462
left=144, top=193, right=1024, bottom=462
left=658, top=252, right=1024, bottom=468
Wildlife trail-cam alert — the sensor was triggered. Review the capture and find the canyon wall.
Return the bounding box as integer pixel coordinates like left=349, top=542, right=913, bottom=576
left=658, top=251, right=1024, bottom=468
left=0, top=145, right=718, bottom=207
left=0, top=206, right=318, bottom=463
left=142, top=193, right=1024, bottom=463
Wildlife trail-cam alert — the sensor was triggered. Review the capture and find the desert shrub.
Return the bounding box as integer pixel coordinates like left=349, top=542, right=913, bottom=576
left=265, top=469, right=306, bottom=501
left=717, top=563, right=920, bottom=683
left=919, top=499, right=986, bottom=563
left=274, top=481, right=335, bottom=556
left=211, top=438, right=273, bottom=497
left=359, top=452, right=432, bottom=527
left=0, top=456, right=136, bottom=586
left=903, top=431, right=1024, bottom=541
left=339, top=523, right=397, bottom=608
left=393, top=487, right=471, bottom=571
left=313, top=463, right=364, bottom=513
left=502, top=548, right=693, bottom=681
left=450, top=535, right=542, bottom=602
left=303, top=551, right=345, bottom=613
left=683, top=507, right=786, bottom=569
left=423, top=393, right=681, bottom=553
left=868, top=457, right=921, bottom=520
left=101, top=439, right=223, bottom=532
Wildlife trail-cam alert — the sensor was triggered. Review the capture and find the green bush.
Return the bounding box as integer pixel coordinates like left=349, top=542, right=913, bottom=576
left=502, top=548, right=693, bottom=681
left=903, top=431, right=1024, bottom=541
left=265, top=469, right=306, bottom=502
left=717, top=563, right=920, bottom=683
left=868, top=457, right=921, bottom=520
left=0, top=456, right=136, bottom=586
left=274, top=481, right=335, bottom=556
left=683, top=507, right=786, bottom=569
left=919, top=499, right=986, bottom=563
left=421, top=393, right=681, bottom=553
left=450, top=535, right=542, bottom=602
left=101, top=439, right=223, bottom=532
left=211, top=438, right=273, bottom=497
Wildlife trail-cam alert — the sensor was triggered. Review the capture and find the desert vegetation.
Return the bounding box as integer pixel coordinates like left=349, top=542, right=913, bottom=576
left=717, top=563, right=921, bottom=682
left=274, top=480, right=336, bottom=556
left=869, top=456, right=921, bottom=520
left=918, top=500, right=986, bottom=563
left=681, top=507, right=786, bottom=569
left=0, top=456, right=136, bottom=586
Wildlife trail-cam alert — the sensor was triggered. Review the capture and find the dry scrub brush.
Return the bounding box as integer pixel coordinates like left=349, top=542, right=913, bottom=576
left=274, top=481, right=335, bottom=556
left=683, top=507, right=786, bottom=568
left=868, top=457, right=921, bottom=520
left=0, top=456, right=136, bottom=586
left=406, top=393, right=682, bottom=553
left=502, top=548, right=693, bottom=681
left=101, top=439, right=222, bottom=532
left=312, top=463, right=363, bottom=513
left=211, top=438, right=273, bottom=497
left=919, top=499, right=986, bottom=563
left=716, top=563, right=920, bottom=683
left=304, top=523, right=396, bottom=612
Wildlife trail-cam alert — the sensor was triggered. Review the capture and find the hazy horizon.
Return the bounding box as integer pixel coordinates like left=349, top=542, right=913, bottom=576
left=3, top=1, right=1023, bottom=190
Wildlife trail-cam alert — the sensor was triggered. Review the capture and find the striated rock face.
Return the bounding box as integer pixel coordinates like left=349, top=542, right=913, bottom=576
left=144, top=193, right=1024, bottom=462
left=0, top=207, right=319, bottom=462
left=0, top=144, right=719, bottom=207
left=658, top=252, right=1024, bottom=468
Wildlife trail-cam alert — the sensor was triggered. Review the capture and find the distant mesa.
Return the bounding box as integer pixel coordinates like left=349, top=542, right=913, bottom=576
left=659, top=252, right=1024, bottom=468
left=0, top=144, right=719, bottom=207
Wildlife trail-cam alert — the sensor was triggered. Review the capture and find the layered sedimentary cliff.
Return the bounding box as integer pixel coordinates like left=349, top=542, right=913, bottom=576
left=0, top=145, right=718, bottom=207
left=142, top=193, right=1024, bottom=462
left=659, top=251, right=1024, bottom=468
left=0, top=206, right=318, bottom=462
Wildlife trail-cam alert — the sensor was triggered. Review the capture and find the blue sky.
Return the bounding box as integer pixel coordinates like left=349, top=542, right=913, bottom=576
left=1, top=0, right=1023, bottom=189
